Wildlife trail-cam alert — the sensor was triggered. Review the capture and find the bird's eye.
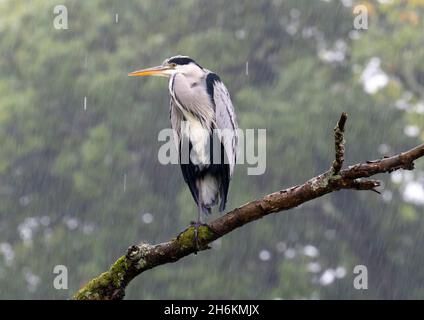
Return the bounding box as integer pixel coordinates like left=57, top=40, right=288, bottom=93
left=169, top=63, right=177, bottom=67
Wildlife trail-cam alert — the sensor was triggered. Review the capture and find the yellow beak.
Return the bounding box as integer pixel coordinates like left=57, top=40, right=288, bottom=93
left=128, top=65, right=171, bottom=77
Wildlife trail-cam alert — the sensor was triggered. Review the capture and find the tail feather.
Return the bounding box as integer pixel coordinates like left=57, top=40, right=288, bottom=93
left=199, top=175, right=219, bottom=213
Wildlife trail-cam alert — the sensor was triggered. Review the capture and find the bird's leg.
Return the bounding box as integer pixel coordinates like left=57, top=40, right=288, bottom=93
left=191, top=204, right=203, bottom=254
left=176, top=189, right=212, bottom=254
left=175, top=204, right=206, bottom=254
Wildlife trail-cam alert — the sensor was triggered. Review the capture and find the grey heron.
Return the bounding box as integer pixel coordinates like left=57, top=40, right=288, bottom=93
left=129, top=55, right=238, bottom=251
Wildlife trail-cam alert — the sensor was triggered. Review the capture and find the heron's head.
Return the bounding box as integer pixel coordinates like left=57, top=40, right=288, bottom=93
left=128, top=55, right=203, bottom=78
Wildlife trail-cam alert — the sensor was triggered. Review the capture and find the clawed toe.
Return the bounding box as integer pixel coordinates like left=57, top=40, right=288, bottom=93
left=177, top=221, right=212, bottom=254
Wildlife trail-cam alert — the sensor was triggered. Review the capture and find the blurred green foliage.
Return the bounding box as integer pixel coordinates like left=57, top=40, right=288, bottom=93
left=0, top=0, right=423, bottom=299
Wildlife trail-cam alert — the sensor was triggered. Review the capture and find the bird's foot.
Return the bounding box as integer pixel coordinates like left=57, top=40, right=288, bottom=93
left=177, top=221, right=216, bottom=254
left=190, top=221, right=209, bottom=254
left=176, top=221, right=210, bottom=255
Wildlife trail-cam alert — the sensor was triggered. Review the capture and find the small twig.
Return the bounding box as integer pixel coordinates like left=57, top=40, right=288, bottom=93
left=340, top=178, right=381, bottom=193
left=332, top=112, right=347, bottom=174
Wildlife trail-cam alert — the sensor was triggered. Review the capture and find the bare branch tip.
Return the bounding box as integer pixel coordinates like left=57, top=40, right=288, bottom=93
left=338, top=112, right=348, bottom=131
left=332, top=113, right=348, bottom=174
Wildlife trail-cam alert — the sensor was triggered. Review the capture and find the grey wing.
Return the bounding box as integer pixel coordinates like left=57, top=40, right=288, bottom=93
left=211, top=77, right=238, bottom=176
left=169, top=98, right=182, bottom=158
left=170, top=98, right=201, bottom=206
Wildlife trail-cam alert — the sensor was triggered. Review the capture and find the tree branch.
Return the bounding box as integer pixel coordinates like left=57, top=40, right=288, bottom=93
left=73, top=113, right=424, bottom=300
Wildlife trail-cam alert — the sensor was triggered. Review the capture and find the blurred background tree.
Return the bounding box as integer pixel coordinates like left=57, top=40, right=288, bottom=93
left=0, top=0, right=423, bottom=299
